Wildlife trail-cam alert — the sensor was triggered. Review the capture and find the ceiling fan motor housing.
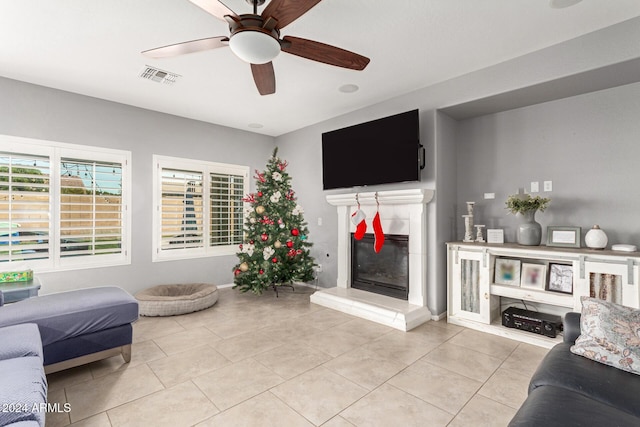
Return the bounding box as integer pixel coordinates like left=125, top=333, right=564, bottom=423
left=226, top=14, right=282, bottom=64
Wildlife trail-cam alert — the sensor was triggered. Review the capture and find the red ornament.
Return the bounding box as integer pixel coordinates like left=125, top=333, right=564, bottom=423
left=261, top=233, right=268, bottom=241
left=259, top=269, right=264, bottom=274
left=234, top=269, right=241, bottom=276
left=272, top=257, right=278, bottom=263
left=287, top=249, right=296, bottom=258
left=296, top=249, right=303, bottom=255
left=257, top=191, right=263, bottom=197
left=286, top=240, right=293, bottom=248
left=249, top=240, right=254, bottom=244
left=291, top=228, right=299, bottom=236
left=239, top=244, right=243, bottom=250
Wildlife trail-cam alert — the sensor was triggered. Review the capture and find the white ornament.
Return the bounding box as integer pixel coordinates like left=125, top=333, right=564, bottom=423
left=243, top=243, right=255, bottom=257
left=272, top=172, right=282, bottom=181
left=263, top=246, right=275, bottom=260
left=270, top=191, right=282, bottom=203
left=292, top=204, right=304, bottom=216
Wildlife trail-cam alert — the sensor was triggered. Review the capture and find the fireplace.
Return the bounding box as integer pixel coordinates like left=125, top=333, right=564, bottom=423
left=310, top=189, right=434, bottom=331
left=351, top=233, right=409, bottom=300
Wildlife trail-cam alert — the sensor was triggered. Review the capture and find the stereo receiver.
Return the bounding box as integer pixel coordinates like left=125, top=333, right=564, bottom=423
left=501, top=307, right=562, bottom=338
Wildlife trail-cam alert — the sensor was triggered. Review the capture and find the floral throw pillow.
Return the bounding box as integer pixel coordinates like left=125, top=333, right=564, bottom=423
left=571, top=297, right=640, bottom=375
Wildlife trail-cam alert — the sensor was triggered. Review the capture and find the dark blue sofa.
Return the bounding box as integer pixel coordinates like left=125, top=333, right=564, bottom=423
left=509, top=312, right=640, bottom=426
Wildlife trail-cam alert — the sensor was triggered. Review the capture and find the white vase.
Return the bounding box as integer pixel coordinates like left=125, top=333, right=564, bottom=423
left=585, top=225, right=608, bottom=249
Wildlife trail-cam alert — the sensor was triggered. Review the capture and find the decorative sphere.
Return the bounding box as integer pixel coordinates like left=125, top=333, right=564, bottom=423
left=256, top=205, right=265, bottom=215
left=259, top=269, right=264, bottom=274
left=234, top=269, right=241, bottom=276
left=286, top=240, right=293, bottom=248
left=585, top=225, right=608, bottom=249
left=261, top=233, right=268, bottom=241
left=239, top=262, right=249, bottom=272
left=274, top=240, right=282, bottom=249
left=291, top=228, right=299, bottom=236
left=257, top=191, right=263, bottom=197
left=272, top=257, right=278, bottom=263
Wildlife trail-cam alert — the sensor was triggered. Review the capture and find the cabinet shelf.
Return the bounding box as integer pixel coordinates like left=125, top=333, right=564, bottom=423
left=490, top=283, right=574, bottom=308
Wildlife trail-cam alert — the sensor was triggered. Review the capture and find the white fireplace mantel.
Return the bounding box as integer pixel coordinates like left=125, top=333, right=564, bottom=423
left=310, top=188, right=435, bottom=331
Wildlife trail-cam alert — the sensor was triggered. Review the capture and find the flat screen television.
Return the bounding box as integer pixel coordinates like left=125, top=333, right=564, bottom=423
left=321, top=109, right=423, bottom=190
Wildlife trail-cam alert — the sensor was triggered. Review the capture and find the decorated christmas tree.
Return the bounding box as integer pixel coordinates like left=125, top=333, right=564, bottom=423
left=233, top=147, right=315, bottom=294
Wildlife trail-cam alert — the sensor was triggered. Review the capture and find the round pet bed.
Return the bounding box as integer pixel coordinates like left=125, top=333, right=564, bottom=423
left=135, top=283, right=218, bottom=317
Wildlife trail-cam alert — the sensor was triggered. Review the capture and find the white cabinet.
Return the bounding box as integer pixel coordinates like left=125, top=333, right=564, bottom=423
left=447, top=242, right=640, bottom=348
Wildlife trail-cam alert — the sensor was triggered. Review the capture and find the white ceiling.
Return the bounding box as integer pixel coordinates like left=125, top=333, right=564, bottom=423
left=2, top=0, right=640, bottom=137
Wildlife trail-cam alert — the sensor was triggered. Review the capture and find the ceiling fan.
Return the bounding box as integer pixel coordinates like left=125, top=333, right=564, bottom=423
left=142, top=0, right=370, bottom=95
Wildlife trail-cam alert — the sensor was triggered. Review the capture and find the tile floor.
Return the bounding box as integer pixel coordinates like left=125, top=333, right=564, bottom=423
left=45, top=286, right=549, bottom=427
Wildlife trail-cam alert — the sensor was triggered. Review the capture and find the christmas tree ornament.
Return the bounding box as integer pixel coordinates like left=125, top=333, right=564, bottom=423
left=257, top=191, right=263, bottom=197
left=239, top=262, right=249, bottom=272
left=234, top=269, right=241, bottom=276
left=274, top=240, right=282, bottom=249
left=261, top=233, right=269, bottom=241
left=256, top=205, right=265, bottom=214
left=291, top=228, right=300, bottom=236
left=259, top=269, right=264, bottom=274
left=301, top=235, right=307, bottom=241
left=351, top=207, right=367, bottom=240
left=272, top=257, right=278, bottom=263
left=286, top=240, right=293, bottom=248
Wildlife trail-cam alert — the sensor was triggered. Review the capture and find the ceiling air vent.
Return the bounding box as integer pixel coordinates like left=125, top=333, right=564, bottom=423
left=139, top=66, right=180, bottom=85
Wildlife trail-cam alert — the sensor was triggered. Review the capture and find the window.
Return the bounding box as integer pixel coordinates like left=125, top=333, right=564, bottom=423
left=0, top=135, right=131, bottom=271
left=153, top=155, right=249, bottom=261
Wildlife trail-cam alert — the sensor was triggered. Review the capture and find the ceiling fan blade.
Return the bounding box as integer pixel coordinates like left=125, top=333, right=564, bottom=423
left=188, top=0, right=237, bottom=21
left=251, top=62, right=276, bottom=95
left=262, top=0, right=322, bottom=29
left=282, top=36, right=370, bottom=70
left=142, top=36, right=229, bottom=58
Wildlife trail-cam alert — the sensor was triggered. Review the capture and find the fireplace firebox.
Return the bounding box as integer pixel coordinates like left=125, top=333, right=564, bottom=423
left=351, top=233, right=409, bottom=300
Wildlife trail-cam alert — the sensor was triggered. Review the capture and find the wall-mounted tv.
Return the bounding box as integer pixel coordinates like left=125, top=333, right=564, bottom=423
left=322, top=109, right=423, bottom=190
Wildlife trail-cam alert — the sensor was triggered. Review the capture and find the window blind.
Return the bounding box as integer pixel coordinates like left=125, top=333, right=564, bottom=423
left=210, top=172, right=244, bottom=246
left=160, top=168, right=204, bottom=250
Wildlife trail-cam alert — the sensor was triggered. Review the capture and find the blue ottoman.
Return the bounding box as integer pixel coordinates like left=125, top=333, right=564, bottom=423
left=0, top=287, right=138, bottom=373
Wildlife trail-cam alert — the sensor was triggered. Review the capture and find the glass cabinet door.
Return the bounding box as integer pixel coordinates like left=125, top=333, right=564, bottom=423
left=449, top=249, right=491, bottom=323
left=582, top=261, right=639, bottom=308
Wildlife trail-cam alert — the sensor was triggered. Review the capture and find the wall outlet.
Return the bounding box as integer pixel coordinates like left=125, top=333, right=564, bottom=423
left=315, top=264, right=322, bottom=273
left=544, top=181, right=553, bottom=192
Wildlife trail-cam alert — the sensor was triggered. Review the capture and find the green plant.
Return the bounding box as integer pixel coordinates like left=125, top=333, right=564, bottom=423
left=505, top=194, right=550, bottom=214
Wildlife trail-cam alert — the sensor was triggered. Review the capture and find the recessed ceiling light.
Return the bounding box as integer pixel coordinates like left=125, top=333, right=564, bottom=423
left=248, top=123, right=264, bottom=129
left=549, top=0, right=582, bottom=8
left=339, top=84, right=359, bottom=93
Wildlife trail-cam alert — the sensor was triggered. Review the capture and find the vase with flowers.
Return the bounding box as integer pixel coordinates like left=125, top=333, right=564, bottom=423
left=505, top=194, right=551, bottom=246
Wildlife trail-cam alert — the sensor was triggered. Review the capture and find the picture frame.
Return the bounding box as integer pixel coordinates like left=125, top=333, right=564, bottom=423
left=494, top=258, right=521, bottom=286
left=487, top=229, right=504, bottom=244
left=546, top=226, right=581, bottom=248
left=548, top=263, right=574, bottom=294
left=521, top=263, right=547, bottom=290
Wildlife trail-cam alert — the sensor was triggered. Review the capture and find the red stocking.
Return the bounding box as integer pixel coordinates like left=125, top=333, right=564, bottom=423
left=373, top=212, right=385, bottom=253
left=351, top=208, right=367, bottom=240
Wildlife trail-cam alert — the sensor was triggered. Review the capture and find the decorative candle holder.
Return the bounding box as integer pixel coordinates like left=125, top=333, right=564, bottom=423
left=475, top=225, right=486, bottom=243
left=463, top=215, right=474, bottom=242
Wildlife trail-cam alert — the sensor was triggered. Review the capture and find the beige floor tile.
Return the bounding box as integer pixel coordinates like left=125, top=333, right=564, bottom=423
left=448, top=394, right=517, bottom=427
left=172, top=306, right=230, bottom=329
left=196, top=391, right=313, bottom=427
left=89, top=339, right=167, bottom=378
left=365, top=329, right=441, bottom=365
left=65, top=363, right=164, bottom=422
left=211, top=329, right=285, bottom=361
left=148, top=345, right=230, bottom=387
left=107, top=381, right=219, bottom=427
left=388, top=359, right=482, bottom=414
left=501, top=342, right=549, bottom=377
left=271, top=366, right=368, bottom=426
left=299, top=328, right=370, bottom=357
left=295, top=307, right=356, bottom=330
left=340, top=383, right=453, bottom=427
left=406, top=321, right=464, bottom=344
left=323, top=345, right=407, bottom=390
left=46, top=365, right=93, bottom=393
left=257, top=342, right=333, bottom=380
left=322, top=416, right=356, bottom=427
left=448, top=329, right=519, bottom=360
left=478, top=367, right=530, bottom=409
left=262, top=317, right=325, bottom=343
left=69, top=413, right=112, bottom=427
left=333, top=317, right=394, bottom=340
left=46, top=387, right=71, bottom=427
left=193, top=357, right=284, bottom=410
left=153, top=326, right=222, bottom=355
left=422, top=342, right=503, bottom=383
left=133, top=316, right=185, bottom=343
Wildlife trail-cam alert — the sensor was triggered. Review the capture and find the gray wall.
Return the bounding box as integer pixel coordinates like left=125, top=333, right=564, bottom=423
left=276, top=17, right=640, bottom=317
left=0, top=77, right=275, bottom=295
left=455, top=82, right=640, bottom=246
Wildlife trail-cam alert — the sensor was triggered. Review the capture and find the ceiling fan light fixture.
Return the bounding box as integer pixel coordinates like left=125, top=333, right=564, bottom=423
left=229, top=30, right=281, bottom=64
